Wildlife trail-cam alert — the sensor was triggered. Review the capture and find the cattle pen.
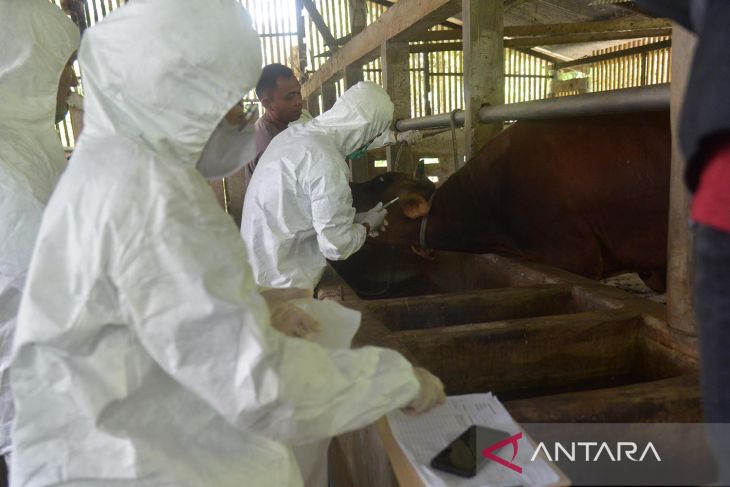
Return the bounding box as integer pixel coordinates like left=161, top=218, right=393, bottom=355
left=295, top=1, right=699, bottom=485
left=51, top=1, right=706, bottom=486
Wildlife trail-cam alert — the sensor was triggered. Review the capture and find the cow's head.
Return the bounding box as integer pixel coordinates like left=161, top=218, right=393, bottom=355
left=350, top=172, right=435, bottom=246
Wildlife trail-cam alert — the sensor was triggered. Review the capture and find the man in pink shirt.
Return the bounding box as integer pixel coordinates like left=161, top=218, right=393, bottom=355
left=638, top=0, right=730, bottom=481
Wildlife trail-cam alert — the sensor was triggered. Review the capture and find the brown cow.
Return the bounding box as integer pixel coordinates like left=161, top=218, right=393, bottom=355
left=344, top=110, right=671, bottom=290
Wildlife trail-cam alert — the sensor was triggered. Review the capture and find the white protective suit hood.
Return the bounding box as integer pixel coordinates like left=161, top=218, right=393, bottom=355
left=240, top=81, right=395, bottom=289
left=309, top=81, right=394, bottom=157
left=10, top=2, right=419, bottom=486
left=79, top=0, right=261, bottom=168
left=0, top=0, right=79, bottom=455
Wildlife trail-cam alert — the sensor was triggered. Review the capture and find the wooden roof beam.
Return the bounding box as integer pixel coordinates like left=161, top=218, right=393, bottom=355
left=411, top=17, right=671, bottom=42
left=302, top=0, right=339, bottom=50
left=367, top=0, right=463, bottom=29
left=301, top=0, right=461, bottom=98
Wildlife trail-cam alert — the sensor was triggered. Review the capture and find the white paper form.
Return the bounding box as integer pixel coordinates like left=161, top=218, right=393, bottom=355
left=387, top=394, right=562, bottom=487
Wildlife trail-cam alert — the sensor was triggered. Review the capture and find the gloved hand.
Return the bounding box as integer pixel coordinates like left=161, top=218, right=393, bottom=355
left=260, top=288, right=320, bottom=339
left=354, top=202, right=388, bottom=237
left=395, top=130, right=423, bottom=146
left=403, top=367, right=446, bottom=416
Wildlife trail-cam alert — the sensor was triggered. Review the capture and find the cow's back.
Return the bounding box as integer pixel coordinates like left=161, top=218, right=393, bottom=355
left=432, top=110, right=671, bottom=278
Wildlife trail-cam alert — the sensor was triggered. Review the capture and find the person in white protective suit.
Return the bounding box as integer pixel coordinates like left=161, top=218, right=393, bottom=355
left=0, top=0, right=80, bottom=473
left=9, top=1, right=445, bottom=486
left=241, top=81, right=403, bottom=290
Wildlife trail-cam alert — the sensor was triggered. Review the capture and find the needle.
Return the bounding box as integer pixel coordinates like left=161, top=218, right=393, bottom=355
left=383, top=197, right=400, bottom=208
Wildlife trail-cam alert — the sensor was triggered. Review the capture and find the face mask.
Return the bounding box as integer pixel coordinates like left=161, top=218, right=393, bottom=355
left=346, top=129, right=386, bottom=161
left=196, top=118, right=256, bottom=179
left=346, top=142, right=370, bottom=161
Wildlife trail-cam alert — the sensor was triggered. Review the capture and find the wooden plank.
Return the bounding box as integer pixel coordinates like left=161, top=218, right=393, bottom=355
left=301, top=0, right=339, bottom=50
left=380, top=309, right=642, bottom=398
left=301, top=0, right=461, bottom=98
left=463, top=0, right=503, bottom=162
left=382, top=40, right=413, bottom=173
left=506, top=374, right=701, bottom=422
left=666, top=24, right=697, bottom=335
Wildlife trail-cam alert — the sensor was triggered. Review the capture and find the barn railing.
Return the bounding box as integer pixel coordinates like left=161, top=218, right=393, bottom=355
left=395, top=83, right=669, bottom=131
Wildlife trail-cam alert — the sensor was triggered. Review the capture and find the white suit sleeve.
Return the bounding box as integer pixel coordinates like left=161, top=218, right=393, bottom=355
left=306, top=147, right=367, bottom=261
left=0, top=187, right=43, bottom=454
left=370, top=129, right=397, bottom=149
left=116, top=194, right=418, bottom=445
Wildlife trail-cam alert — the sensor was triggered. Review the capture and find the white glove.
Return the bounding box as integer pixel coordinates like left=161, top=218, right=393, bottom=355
left=260, top=288, right=321, bottom=339
left=403, top=367, right=446, bottom=416
left=354, top=202, right=388, bottom=237
left=395, top=130, right=423, bottom=146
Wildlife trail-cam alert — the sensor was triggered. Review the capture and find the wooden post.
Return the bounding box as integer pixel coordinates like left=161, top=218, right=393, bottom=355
left=667, top=25, right=698, bottom=335
left=346, top=0, right=370, bottom=182
left=307, top=91, right=321, bottom=117
left=295, top=0, right=308, bottom=83
left=462, top=0, right=503, bottom=164
left=322, top=82, right=337, bottom=111
left=344, top=0, right=366, bottom=88
left=381, top=40, right=413, bottom=173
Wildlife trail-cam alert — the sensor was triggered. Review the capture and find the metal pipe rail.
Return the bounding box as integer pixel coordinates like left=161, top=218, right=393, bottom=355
left=395, top=84, right=670, bottom=132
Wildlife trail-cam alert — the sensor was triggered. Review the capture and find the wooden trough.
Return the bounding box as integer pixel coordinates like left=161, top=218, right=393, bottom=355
left=318, top=251, right=701, bottom=486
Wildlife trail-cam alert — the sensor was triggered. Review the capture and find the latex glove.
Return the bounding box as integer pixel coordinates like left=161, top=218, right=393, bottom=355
left=260, top=288, right=320, bottom=339
left=354, top=202, right=388, bottom=237
left=403, top=367, right=446, bottom=416
left=269, top=302, right=321, bottom=339
left=395, top=130, right=423, bottom=146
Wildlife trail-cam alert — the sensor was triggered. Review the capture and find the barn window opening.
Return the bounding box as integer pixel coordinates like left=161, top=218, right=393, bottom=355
left=374, top=160, right=388, bottom=168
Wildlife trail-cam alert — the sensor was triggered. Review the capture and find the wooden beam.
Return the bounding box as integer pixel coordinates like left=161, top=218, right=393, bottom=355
left=344, top=0, right=366, bottom=89
left=321, top=82, right=337, bottom=112
left=555, top=39, right=671, bottom=69
left=368, top=0, right=462, bottom=30
left=382, top=40, right=414, bottom=173
left=301, top=0, right=339, bottom=50
left=462, top=0, right=503, bottom=163
left=307, top=90, right=321, bottom=117
left=295, top=0, right=308, bottom=83
left=506, top=28, right=671, bottom=47
left=346, top=0, right=369, bottom=183
left=410, top=30, right=671, bottom=52
left=506, top=17, right=671, bottom=37
left=411, top=18, right=671, bottom=42
left=301, top=0, right=461, bottom=98
left=666, top=24, right=697, bottom=335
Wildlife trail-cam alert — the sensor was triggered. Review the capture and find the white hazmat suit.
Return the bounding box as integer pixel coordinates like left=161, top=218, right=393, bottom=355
left=0, top=0, right=79, bottom=457
left=241, top=81, right=394, bottom=289
left=10, top=1, right=420, bottom=486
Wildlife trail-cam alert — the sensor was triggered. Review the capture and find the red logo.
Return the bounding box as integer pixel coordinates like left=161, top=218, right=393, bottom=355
left=482, top=432, right=523, bottom=474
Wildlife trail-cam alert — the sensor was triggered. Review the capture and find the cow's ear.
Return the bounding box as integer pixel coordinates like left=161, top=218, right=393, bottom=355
left=400, top=193, right=430, bottom=219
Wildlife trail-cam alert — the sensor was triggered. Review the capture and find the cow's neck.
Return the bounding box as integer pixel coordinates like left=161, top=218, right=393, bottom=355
left=421, top=157, right=519, bottom=257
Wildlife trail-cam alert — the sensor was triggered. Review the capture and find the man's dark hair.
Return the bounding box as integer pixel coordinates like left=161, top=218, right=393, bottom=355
left=255, top=63, right=296, bottom=100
